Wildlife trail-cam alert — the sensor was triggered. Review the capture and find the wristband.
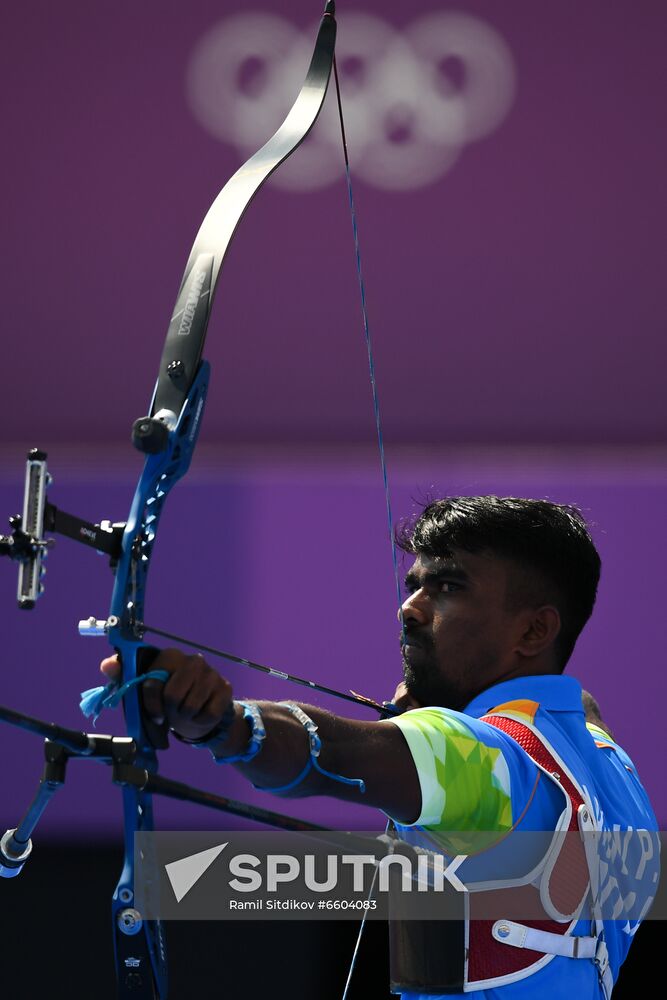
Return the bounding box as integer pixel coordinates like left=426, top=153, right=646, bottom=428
left=172, top=700, right=237, bottom=757
left=212, top=701, right=266, bottom=764
left=258, top=702, right=365, bottom=794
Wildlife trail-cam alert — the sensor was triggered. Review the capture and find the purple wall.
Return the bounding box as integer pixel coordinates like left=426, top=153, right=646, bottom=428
left=1, top=0, right=665, bottom=837
left=1, top=451, right=665, bottom=833
left=2, top=0, right=665, bottom=446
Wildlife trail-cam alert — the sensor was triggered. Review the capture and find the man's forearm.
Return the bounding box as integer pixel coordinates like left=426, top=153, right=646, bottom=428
left=109, top=647, right=420, bottom=821
left=223, top=700, right=367, bottom=800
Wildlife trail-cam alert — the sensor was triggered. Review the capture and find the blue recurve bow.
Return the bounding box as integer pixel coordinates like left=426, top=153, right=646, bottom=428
left=0, top=4, right=403, bottom=996
left=104, top=7, right=338, bottom=996
left=1, top=6, right=339, bottom=998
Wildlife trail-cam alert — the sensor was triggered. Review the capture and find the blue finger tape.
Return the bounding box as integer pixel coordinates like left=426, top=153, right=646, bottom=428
left=80, top=669, right=170, bottom=725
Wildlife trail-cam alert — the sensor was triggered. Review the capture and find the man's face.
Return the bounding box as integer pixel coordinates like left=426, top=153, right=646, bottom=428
left=400, top=549, right=525, bottom=711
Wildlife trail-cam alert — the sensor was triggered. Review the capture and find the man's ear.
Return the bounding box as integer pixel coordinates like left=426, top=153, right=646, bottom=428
left=514, top=605, right=561, bottom=659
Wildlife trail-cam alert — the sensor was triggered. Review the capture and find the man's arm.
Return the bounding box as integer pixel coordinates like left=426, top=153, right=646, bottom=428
left=230, top=700, right=421, bottom=822
left=102, top=649, right=421, bottom=824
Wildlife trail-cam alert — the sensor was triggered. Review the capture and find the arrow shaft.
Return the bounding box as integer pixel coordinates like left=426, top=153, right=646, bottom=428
left=138, top=622, right=394, bottom=715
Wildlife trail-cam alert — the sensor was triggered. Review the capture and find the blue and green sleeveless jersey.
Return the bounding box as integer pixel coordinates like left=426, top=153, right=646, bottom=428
left=387, top=674, right=659, bottom=999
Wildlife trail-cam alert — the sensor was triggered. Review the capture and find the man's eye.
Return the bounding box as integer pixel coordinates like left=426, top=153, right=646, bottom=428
left=440, top=581, right=461, bottom=593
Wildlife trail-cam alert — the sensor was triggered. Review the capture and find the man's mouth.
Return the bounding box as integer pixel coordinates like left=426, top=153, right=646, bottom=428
left=401, top=638, right=430, bottom=666
left=400, top=630, right=427, bottom=650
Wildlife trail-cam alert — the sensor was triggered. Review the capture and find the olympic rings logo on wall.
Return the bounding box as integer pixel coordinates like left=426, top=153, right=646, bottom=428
left=186, top=10, right=517, bottom=191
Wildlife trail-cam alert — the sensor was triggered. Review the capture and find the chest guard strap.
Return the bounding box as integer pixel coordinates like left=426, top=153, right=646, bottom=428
left=389, top=711, right=611, bottom=996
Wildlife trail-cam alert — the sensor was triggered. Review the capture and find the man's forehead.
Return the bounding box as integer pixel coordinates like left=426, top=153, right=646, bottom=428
left=409, top=553, right=466, bottom=574
left=406, top=549, right=507, bottom=581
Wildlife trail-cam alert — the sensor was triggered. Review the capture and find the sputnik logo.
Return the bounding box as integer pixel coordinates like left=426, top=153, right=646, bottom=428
left=165, top=842, right=228, bottom=903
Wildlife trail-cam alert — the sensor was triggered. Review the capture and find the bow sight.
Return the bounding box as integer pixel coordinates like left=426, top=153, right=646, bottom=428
left=0, top=448, right=125, bottom=610
left=0, top=447, right=125, bottom=607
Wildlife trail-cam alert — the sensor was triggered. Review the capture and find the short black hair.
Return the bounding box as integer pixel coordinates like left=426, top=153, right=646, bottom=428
left=397, top=496, right=601, bottom=670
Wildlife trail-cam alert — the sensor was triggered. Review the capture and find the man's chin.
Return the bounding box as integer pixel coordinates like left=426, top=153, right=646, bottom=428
left=402, top=669, right=464, bottom=711
left=401, top=666, right=433, bottom=708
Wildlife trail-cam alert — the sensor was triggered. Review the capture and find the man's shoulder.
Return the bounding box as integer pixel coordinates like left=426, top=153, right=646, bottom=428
left=464, top=674, right=583, bottom=720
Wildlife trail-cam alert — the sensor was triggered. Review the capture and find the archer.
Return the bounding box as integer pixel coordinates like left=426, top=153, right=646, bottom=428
left=100, top=495, right=659, bottom=999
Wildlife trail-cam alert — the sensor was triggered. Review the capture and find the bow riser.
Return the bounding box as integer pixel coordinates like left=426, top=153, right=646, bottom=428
left=104, top=10, right=337, bottom=998
left=107, top=361, right=209, bottom=999
left=111, top=363, right=211, bottom=657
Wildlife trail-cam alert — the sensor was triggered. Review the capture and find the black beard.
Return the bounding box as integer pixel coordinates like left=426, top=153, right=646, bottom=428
left=401, top=646, right=468, bottom=712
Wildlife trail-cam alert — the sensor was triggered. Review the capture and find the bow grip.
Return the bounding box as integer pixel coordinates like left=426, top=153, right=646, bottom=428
left=130, top=645, right=171, bottom=751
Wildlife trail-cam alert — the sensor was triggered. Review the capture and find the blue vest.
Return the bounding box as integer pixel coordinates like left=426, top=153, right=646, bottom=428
left=395, top=674, right=659, bottom=998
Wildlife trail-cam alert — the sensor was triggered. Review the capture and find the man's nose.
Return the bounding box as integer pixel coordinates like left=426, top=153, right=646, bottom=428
left=399, top=591, right=428, bottom=625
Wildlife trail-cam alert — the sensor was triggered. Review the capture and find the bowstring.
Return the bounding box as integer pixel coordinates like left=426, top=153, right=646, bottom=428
left=332, top=53, right=404, bottom=1000
left=332, top=56, right=405, bottom=635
